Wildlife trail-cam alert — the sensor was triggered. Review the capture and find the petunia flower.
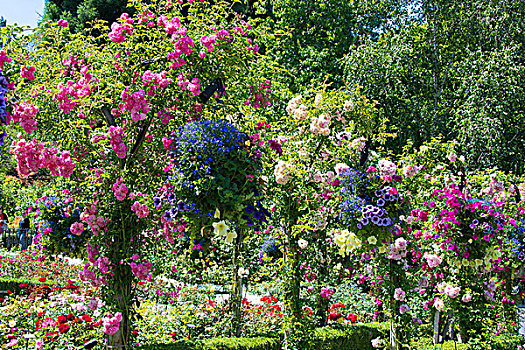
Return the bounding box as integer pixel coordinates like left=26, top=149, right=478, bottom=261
left=225, top=230, right=237, bottom=244
left=213, top=220, right=229, bottom=235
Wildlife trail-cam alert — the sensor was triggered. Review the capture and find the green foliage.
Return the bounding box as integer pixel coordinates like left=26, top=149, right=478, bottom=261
left=307, top=323, right=387, bottom=350
left=257, top=0, right=399, bottom=92
left=0, top=175, right=52, bottom=218
left=42, top=0, right=133, bottom=33
left=136, top=337, right=280, bottom=350
left=135, top=323, right=388, bottom=350
left=344, top=0, right=525, bottom=173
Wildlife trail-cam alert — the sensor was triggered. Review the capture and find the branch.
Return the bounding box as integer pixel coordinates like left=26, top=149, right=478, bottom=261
left=124, top=117, right=153, bottom=169
left=100, top=107, right=116, bottom=127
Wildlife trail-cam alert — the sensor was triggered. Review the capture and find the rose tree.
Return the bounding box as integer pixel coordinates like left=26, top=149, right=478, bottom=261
left=1, top=0, right=268, bottom=347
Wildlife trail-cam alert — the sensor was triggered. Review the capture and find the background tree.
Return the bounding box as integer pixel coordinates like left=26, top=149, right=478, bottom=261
left=344, top=0, right=525, bottom=173
left=259, top=0, right=400, bottom=93
left=43, top=0, right=133, bottom=33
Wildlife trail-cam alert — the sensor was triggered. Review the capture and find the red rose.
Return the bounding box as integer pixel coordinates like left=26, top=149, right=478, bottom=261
left=39, top=277, right=46, bottom=282
left=328, top=311, right=343, bottom=321
left=58, top=323, right=70, bottom=334
left=6, top=290, right=12, bottom=294
left=82, top=314, right=92, bottom=322
left=57, top=315, right=67, bottom=324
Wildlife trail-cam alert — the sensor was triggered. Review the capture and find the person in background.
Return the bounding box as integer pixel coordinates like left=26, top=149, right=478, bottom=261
left=18, top=211, right=31, bottom=250
left=0, top=205, right=8, bottom=246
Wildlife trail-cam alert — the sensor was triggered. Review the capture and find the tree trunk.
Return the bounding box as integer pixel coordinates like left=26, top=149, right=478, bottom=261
left=283, top=237, right=303, bottom=350
left=230, top=228, right=243, bottom=337
left=315, top=230, right=328, bottom=327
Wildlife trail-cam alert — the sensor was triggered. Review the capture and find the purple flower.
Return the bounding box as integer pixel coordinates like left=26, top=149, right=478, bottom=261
left=163, top=210, right=172, bottom=222
left=153, top=197, right=162, bottom=208
left=268, top=140, right=282, bottom=155
left=167, top=192, right=177, bottom=204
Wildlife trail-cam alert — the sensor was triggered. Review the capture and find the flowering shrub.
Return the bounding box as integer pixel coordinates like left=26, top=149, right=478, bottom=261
left=0, top=280, right=106, bottom=349
left=412, top=183, right=522, bottom=340
left=0, top=0, right=270, bottom=345
left=167, top=118, right=265, bottom=229
left=0, top=251, right=81, bottom=285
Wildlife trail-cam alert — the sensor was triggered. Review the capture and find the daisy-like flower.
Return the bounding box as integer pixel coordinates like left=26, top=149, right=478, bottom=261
left=213, top=220, right=229, bottom=235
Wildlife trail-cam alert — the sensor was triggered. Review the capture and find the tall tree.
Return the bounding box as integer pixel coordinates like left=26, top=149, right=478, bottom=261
left=345, top=0, right=525, bottom=173
left=254, top=0, right=401, bottom=92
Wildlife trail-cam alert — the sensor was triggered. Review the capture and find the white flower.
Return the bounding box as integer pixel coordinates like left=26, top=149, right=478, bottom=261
left=371, top=337, right=382, bottom=349
left=343, top=99, right=354, bottom=112
left=332, top=229, right=361, bottom=256
left=368, top=236, right=377, bottom=245
left=213, top=220, right=229, bottom=235
left=377, top=159, right=397, bottom=176
left=238, top=267, right=249, bottom=277
left=335, top=163, right=350, bottom=176
left=314, top=93, right=323, bottom=106
left=225, top=230, right=237, bottom=244
left=214, top=208, right=221, bottom=219
left=298, top=239, right=308, bottom=249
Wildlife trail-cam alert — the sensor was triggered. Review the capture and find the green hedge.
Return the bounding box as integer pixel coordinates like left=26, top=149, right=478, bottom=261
left=136, top=323, right=388, bottom=350
left=136, top=337, right=280, bottom=350
left=307, top=323, right=388, bottom=350
left=413, top=333, right=523, bottom=350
